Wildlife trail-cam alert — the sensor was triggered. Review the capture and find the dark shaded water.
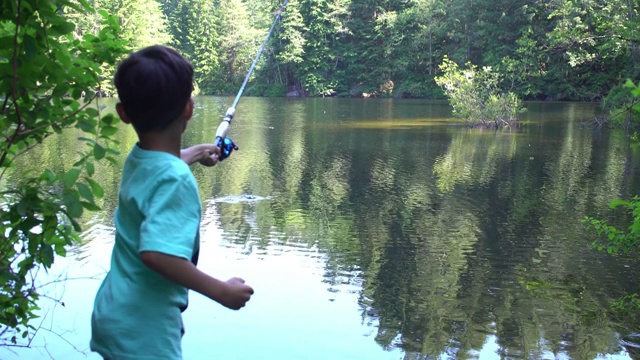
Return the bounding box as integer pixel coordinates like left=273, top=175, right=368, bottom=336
left=2, top=97, right=640, bottom=359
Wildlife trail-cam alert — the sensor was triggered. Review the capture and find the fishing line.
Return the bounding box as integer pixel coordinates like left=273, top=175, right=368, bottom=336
left=214, top=0, right=290, bottom=160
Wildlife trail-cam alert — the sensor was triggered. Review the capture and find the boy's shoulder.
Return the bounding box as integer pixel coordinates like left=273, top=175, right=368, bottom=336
left=124, top=145, right=194, bottom=184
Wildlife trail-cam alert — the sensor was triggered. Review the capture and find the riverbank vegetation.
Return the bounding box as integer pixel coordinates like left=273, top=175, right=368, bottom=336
left=0, top=0, right=127, bottom=345
left=583, top=80, right=640, bottom=316
left=58, top=0, right=639, bottom=128
left=584, top=194, right=640, bottom=315
left=42, top=0, right=639, bottom=104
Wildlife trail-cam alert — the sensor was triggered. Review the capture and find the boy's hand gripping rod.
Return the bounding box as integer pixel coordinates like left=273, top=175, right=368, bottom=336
left=214, top=0, right=290, bottom=160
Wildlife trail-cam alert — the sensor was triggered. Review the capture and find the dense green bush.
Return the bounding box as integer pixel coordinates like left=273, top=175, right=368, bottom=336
left=434, top=57, right=525, bottom=127
left=584, top=196, right=640, bottom=254
left=600, top=80, right=640, bottom=129
left=0, top=0, right=127, bottom=345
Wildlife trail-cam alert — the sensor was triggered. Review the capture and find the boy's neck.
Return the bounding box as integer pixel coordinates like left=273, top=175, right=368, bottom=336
left=138, top=133, right=182, bottom=158
left=134, top=115, right=188, bottom=158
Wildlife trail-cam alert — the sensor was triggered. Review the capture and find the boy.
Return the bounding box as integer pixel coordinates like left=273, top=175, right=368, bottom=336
left=90, top=45, right=254, bottom=359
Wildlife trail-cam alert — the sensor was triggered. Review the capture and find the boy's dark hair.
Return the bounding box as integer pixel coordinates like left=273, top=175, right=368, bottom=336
left=114, top=45, right=194, bottom=134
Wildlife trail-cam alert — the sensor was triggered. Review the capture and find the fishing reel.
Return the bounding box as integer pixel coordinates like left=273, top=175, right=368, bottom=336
left=219, top=136, right=238, bottom=160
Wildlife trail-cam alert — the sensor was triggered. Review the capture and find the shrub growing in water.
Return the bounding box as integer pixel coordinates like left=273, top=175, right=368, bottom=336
left=435, top=56, right=525, bottom=128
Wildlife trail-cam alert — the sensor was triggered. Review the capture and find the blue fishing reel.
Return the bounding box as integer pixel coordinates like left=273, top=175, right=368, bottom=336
left=219, top=136, right=238, bottom=160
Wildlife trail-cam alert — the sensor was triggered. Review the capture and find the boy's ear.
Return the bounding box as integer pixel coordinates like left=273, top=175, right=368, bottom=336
left=182, top=98, right=194, bottom=121
left=116, top=103, right=131, bottom=124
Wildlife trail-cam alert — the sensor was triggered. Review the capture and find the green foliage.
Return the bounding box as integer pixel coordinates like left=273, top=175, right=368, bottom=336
left=395, top=77, right=445, bottom=99
left=610, top=293, right=640, bottom=315
left=388, top=1, right=446, bottom=98
left=154, top=0, right=640, bottom=100
left=434, top=57, right=526, bottom=127
left=290, top=0, right=349, bottom=97
left=0, top=0, right=127, bottom=345
left=583, top=197, right=640, bottom=255
left=95, top=0, right=637, bottom=100
left=163, top=0, right=220, bottom=94
left=105, top=0, right=171, bottom=49
left=65, top=0, right=171, bottom=96
left=624, top=79, right=640, bottom=141
left=601, top=80, right=640, bottom=129
left=341, top=0, right=408, bottom=97
left=244, top=83, right=287, bottom=97
left=582, top=80, right=640, bottom=315
left=275, top=0, right=305, bottom=67
left=213, top=0, right=263, bottom=94
left=542, top=0, right=635, bottom=101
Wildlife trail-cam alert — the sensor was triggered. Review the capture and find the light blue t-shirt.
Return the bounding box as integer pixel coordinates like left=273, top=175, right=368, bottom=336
left=91, top=144, right=201, bottom=360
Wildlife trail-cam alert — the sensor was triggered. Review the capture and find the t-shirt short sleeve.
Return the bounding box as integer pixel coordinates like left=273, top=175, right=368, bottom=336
left=139, top=173, right=200, bottom=260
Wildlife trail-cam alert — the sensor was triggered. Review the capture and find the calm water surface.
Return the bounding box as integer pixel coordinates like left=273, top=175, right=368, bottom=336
left=2, top=97, right=640, bottom=360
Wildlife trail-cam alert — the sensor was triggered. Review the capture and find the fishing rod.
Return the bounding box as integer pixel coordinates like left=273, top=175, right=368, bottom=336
left=214, top=0, right=290, bottom=160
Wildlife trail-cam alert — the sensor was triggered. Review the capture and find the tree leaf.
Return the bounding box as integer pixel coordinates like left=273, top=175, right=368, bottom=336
left=86, top=178, right=104, bottom=197
left=93, top=144, right=106, bottom=160
left=66, top=200, right=84, bottom=219
left=63, top=169, right=81, bottom=188
left=50, top=21, right=76, bottom=36
left=54, top=243, right=67, bottom=256
left=99, top=126, right=118, bottom=137
left=85, top=161, right=95, bottom=176
left=41, top=245, right=54, bottom=268
left=81, top=201, right=101, bottom=211
left=76, top=182, right=93, bottom=202
left=610, top=199, right=630, bottom=209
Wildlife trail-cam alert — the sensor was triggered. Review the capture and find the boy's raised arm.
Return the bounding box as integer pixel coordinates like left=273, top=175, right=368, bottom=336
left=140, top=251, right=253, bottom=310
left=180, top=144, right=221, bottom=166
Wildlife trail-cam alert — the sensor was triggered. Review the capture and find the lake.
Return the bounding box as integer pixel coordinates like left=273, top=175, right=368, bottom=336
left=2, top=97, right=640, bottom=360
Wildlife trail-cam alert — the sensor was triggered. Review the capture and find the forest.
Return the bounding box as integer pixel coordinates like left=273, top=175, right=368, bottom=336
left=66, top=0, right=639, bottom=103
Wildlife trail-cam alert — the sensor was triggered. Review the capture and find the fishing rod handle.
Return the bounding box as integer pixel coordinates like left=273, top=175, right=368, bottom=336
left=215, top=107, right=236, bottom=139
left=214, top=107, right=238, bottom=161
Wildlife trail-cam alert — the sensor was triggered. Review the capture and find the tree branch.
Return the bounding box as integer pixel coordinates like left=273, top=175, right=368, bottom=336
left=0, top=0, right=24, bottom=170
left=16, top=92, right=98, bottom=138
